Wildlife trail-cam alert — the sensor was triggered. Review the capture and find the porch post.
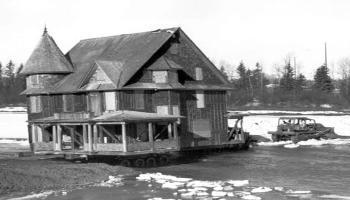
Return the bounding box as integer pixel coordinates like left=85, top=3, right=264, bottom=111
left=70, top=127, right=75, bottom=151
left=52, top=125, right=57, bottom=151
left=82, top=125, right=87, bottom=151
left=168, top=123, right=172, bottom=139
left=148, top=122, right=155, bottom=152
left=122, top=123, right=127, bottom=152
left=31, top=124, right=37, bottom=143
left=93, top=124, right=98, bottom=150
left=173, top=122, right=178, bottom=140
left=173, top=122, right=179, bottom=150
left=57, top=125, right=62, bottom=151
left=37, top=126, right=43, bottom=142
left=88, top=124, right=93, bottom=152
left=98, top=126, right=103, bottom=143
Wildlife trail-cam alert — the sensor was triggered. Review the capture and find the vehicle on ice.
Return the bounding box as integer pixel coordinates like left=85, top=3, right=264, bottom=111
left=268, top=117, right=335, bottom=143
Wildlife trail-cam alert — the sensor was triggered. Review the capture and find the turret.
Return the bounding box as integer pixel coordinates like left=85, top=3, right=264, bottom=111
left=20, top=27, right=73, bottom=91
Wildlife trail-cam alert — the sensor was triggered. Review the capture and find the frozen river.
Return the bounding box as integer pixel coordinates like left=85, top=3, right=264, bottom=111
left=1, top=111, right=350, bottom=200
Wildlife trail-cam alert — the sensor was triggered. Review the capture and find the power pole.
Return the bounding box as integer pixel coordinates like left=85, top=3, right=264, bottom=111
left=324, top=43, right=328, bottom=67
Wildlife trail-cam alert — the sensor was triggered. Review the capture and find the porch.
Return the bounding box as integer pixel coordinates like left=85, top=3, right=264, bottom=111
left=30, top=111, right=181, bottom=154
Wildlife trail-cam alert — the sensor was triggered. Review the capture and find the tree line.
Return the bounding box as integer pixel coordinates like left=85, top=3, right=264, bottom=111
left=0, top=61, right=26, bottom=106
left=220, top=57, right=350, bottom=109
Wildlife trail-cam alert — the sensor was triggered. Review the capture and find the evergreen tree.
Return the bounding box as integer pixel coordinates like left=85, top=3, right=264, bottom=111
left=313, top=64, right=334, bottom=92
left=295, top=74, right=306, bottom=90
left=279, top=61, right=295, bottom=91
left=236, top=61, right=248, bottom=89
left=219, top=65, right=229, bottom=81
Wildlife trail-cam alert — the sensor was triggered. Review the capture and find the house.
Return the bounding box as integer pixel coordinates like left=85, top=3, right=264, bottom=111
left=20, top=27, right=246, bottom=164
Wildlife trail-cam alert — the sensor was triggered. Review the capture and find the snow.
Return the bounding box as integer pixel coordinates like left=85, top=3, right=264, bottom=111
left=9, top=191, right=54, bottom=200
left=320, top=194, right=350, bottom=200
left=0, top=107, right=26, bottom=112
left=284, top=143, right=300, bottom=148
left=0, top=139, right=28, bottom=145
left=227, top=180, right=249, bottom=187
left=251, top=187, right=272, bottom=193
left=96, top=175, right=124, bottom=187
left=230, top=110, right=346, bottom=115
left=0, top=113, right=28, bottom=139
left=229, top=114, right=350, bottom=139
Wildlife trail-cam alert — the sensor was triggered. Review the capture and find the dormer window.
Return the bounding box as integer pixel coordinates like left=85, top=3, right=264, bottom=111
left=152, top=71, right=168, bottom=83
left=195, top=67, right=203, bottom=80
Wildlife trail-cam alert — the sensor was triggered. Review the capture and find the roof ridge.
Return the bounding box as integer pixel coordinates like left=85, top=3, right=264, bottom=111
left=79, top=27, right=180, bottom=42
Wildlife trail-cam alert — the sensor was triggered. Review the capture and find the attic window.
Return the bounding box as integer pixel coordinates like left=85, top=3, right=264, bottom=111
left=152, top=71, right=168, bottom=83
left=195, top=67, right=203, bottom=80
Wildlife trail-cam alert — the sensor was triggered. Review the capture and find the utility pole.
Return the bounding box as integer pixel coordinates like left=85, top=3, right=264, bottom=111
left=324, top=43, right=328, bottom=67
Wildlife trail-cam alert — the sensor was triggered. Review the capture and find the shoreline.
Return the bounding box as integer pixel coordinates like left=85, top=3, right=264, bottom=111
left=0, top=156, right=136, bottom=199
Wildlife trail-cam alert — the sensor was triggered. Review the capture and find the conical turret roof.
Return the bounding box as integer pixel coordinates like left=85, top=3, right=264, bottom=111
left=20, top=28, right=73, bottom=75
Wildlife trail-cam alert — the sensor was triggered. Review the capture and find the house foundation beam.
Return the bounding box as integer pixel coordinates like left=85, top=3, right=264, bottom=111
left=88, top=124, right=93, bottom=152
left=57, top=125, right=62, bottom=151
left=82, top=125, right=88, bottom=151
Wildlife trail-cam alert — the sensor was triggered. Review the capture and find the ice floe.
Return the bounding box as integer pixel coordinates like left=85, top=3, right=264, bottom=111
left=97, top=175, right=124, bottom=187
left=257, top=141, right=292, bottom=146
left=227, top=180, right=249, bottom=187
left=211, top=190, right=227, bottom=197
left=320, top=194, right=350, bottom=200
left=241, top=194, right=262, bottom=200
left=284, top=143, right=300, bottom=148
left=9, top=191, right=54, bottom=200
left=251, top=187, right=272, bottom=193
left=274, top=186, right=284, bottom=191
left=286, top=190, right=311, bottom=194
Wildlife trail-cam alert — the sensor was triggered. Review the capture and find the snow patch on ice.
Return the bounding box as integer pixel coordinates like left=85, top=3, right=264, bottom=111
left=298, top=139, right=350, bottom=146
left=227, top=180, right=249, bottom=187
left=0, top=107, right=27, bottom=112
left=284, top=143, right=300, bottom=148
left=97, top=175, right=124, bottom=187
left=320, top=194, right=350, bottom=200
left=286, top=190, right=311, bottom=194
left=0, top=139, right=29, bottom=145
left=241, top=194, right=262, bottom=200
left=251, top=187, right=272, bottom=193
left=257, top=141, right=292, bottom=146
left=9, top=191, right=54, bottom=200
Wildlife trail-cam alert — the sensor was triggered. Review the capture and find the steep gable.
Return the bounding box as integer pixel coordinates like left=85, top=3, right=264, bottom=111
left=21, top=29, right=74, bottom=75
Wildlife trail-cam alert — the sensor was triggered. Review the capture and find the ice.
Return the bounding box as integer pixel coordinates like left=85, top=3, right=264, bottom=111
left=274, top=186, right=284, bottom=191
left=187, top=180, right=221, bottom=188
left=320, top=194, right=350, bottom=200
left=223, top=186, right=234, bottom=191
left=286, top=190, right=311, bottom=194
left=0, top=107, right=27, bottom=112
left=298, top=139, right=350, bottom=146
left=257, top=140, right=292, bottom=146
left=227, top=180, right=249, bottom=187
left=213, top=186, right=224, bottom=190
left=0, top=113, right=28, bottom=139
left=241, top=194, right=262, bottom=200
left=180, top=192, right=195, bottom=199
left=251, top=187, right=272, bottom=193
left=211, top=191, right=227, bottom=197
left=9, top=191, right=54, bottom=200
left=196, top=191, right=209, bottom=196
left=284, top=143, right=300, bottom=148
left=98, top=175, right=124, bottom=187
left=0, top=139, right=29, bottom=145
left=161, top=181, right=185, bottom=189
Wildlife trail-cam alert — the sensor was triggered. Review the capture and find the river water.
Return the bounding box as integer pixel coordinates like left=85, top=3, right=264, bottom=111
left=43, top=144, right=350, bottom=200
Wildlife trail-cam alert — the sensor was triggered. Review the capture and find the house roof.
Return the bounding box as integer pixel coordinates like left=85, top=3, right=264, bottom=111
left=20, top=29, right=74, bottom=75
left=148, top=56, right=183, bottom=70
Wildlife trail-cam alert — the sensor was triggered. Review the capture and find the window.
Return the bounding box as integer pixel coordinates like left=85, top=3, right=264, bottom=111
left=135, top=91, right=145, bottom=110
left=62, top=95, right=74, bottom=112
left=156, top=106, right=169, bottom=115
left=152, top=71, right=168, bottom=83
left=196, top=91, right=205, bottom=108
left=30, top=96, right=42, bottom=113
left=104, top=92, right=116, bottom=111
left=195, top=67, right=203, bottom=80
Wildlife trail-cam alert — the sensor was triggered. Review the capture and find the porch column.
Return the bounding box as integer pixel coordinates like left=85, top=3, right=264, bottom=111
left=57, top=125, right=62, bottom=151
left=148, top=122, right=155, bottom=152
left=173, top=122, right=179, bottom=150
left=37, top=126, right=43, bottom=142
left=88, top=124, right=93, bottom=152
left=31, top=124, right=37, bottom=143
left=52, top=125, right=57, bottom=151
left=98, top=126, right=103, bottom=143
left=93, top=124, right=98, bottom=150
left=70, top=127, right=75, bottom=151
left=168, top=123, right=172, bottom=139
left=82, top=125, right=88, bottom=151
left=122, top=123, right=127, bottom=152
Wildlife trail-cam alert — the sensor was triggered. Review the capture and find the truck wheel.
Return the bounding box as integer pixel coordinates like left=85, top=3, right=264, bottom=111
left=120, top=159, right=131, bottom=167
left=134, top=159, right=145, bottom=168
left=146, top=157, right=157, bottom=167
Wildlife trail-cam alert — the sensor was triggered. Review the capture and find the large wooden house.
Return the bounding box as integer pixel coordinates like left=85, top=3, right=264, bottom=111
left=20, top=27, right=246, bottom=162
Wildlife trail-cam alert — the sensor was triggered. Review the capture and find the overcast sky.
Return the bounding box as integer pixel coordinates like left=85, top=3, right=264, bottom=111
left=1, top=0, right=350, bottom=78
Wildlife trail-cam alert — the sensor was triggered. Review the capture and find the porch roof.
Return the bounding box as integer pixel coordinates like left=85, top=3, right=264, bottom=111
left=30, top=110, right=183, bottom=124
left=93, top=110, right=183, bottom=123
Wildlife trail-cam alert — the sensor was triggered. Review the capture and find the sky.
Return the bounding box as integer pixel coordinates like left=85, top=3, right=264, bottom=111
left=1, top=0, right=350, bottom=79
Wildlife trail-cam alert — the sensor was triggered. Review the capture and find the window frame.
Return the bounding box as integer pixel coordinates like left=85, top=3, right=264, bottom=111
left=195, top=67, right=203, bottom=81
left=29, top=96, right=42, bottom=113
left=134, top=91, right=145, bottom=110
left=104, top=91, right=117, bottom=112
left=196, top=91, right=205, bottom=108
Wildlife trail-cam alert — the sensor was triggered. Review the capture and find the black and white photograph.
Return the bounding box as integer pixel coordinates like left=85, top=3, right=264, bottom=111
left=0, top=0, right=350, bottom=199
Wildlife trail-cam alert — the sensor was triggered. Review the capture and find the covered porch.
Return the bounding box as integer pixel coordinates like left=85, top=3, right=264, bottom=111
left=30, top=111, right=182, bottom=154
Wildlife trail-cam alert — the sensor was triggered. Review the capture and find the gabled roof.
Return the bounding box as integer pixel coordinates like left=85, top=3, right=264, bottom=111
left=20, top=29, right=74, bottom=75
left=65, top=28, right=178, bottom=88
left=148, top=56, right=183, bottom=70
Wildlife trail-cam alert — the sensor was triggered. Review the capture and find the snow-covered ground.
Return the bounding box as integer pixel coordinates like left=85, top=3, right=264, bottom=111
left=0, top=107, right=26, bottom=112
left=229, top=115, right=350, bottom=139
left=229, top=110, right=348, bottom=115
left=0, top=112, right=28, bottom=139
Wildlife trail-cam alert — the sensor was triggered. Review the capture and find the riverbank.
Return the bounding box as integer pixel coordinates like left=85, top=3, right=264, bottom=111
left=0, top=156, right=135, bottom=199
